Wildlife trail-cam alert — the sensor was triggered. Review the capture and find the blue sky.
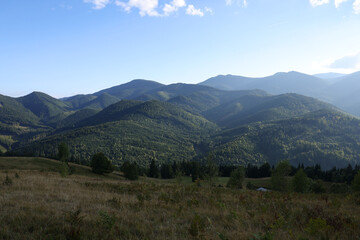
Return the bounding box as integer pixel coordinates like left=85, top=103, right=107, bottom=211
left=1, top=0, right=360, bottom=98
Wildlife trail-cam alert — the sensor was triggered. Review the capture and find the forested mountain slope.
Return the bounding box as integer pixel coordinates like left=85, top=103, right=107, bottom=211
left=208, top=109, right=360, bottom=169
left=12, top=100, right=219, bottom=165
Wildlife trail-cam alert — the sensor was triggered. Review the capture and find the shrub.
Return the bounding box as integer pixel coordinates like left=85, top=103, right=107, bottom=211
left=271, top=160, right=291, bottom=192
left=91, top=152, right=113, bottom=175
left=292, top=169, right=309, bottom=193
left=310, top=180, right=326, bottom=194
left=227, top=167, right=245, bottom=189
left=65, top=208, right=84, bottom=240
left=3, top=175, right=12, bottom=186
left=59, top=162, right=71, bottom=177
left=58, top=142, right=70, bottom=162
left=305, top=218, right=332, bottom=237
left=329, top=183, right=350, bottom=194
left=188, top=215, right=206, bottom=238
left=246, top=181, right=257, bottom=190
left=204, top=154, right=218, bottom=186
left=121, top=161, right=139, bottom=180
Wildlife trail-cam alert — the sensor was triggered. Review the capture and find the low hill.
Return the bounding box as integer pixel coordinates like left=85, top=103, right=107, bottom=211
left=79, top=93, right=120, bottom=110
left=0, top=94, right=48, bottom=152
left=18, top=92, right=71, bottom=121
left=63, top=94, right=97, bottom=109
left=56, top=108, right=100, bottom=129
left=208, top=109, right=360, bottom=169
left=204, top=93, right=338, bottom=128
left=0, top=94, right=40, bottom=126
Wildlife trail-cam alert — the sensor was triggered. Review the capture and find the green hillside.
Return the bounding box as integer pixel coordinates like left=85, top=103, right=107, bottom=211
left=18, top=92, right=71, bottom=121
left=0, top=94, right=49, bottom=152
left=79, top=93, right=120, bottom=110
left=208, top=109, right=360, bottom=169
left=62, top=93, right=120, bottom=111
left=13, top=100, right=218, bottom=165
left=3, top=80, right=360, bottom=170
left=63, top=94, right=97, bottom=109
left=204, top=93, right=338, bottom=128
left=56, top=108, right=100, bottom=128
left=167, top=89, right=267, bottom=113
left=0, top=94, right=40, bottom=126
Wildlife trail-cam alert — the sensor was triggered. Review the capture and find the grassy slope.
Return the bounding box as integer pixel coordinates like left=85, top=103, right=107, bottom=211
left=0, top=157, right=359, bottom=240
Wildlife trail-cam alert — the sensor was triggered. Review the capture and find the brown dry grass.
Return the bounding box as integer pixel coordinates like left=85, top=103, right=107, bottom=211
left=0, top=159, right=360, bottom=239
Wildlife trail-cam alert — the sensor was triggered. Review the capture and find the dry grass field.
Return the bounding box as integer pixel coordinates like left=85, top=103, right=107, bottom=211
left=0, top=157, right=360, bottom=240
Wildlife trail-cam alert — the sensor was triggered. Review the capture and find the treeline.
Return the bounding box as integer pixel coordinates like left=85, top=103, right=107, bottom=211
left=119, top=158, right=360, bottom=186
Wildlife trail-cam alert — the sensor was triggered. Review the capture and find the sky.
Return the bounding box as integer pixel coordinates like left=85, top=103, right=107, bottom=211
left=1, top=0, right=360, bottom=98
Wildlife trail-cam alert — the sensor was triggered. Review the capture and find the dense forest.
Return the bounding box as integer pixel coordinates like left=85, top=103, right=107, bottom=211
left=1, top=78, right=360, bottom=170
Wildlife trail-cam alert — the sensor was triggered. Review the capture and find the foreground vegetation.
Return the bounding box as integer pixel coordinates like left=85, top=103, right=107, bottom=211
left=1, top=157, right=360, bottom=239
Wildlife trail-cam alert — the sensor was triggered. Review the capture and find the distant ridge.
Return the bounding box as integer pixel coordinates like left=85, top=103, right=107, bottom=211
left=313, top=72, right=347, bottom=79
left=199, top=71, right=329, bottom=96
left=93, top=79, right=164, bottom=99
left=199, top=71, right=360, bottom=116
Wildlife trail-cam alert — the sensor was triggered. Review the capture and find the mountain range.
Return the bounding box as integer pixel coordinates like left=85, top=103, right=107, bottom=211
left=200, top=71, right=360, bottom=116
left=1, top=71, right=360, bottom=169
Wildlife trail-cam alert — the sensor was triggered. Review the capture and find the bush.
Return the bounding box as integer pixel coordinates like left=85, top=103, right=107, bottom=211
left=310, top=180, right=326, bottom=194
left=204, top=154, right=218, bottom=186
left=188, top=215, right=206, bottom=238
left=59, top=162, right=71, bottom=177
left=227, top=167, right=245, bottom=189
left=271, top=160, right=291, bottom=192
left=91, top=152, right=113, bottom=175
left=329, top=183, right=350, bottom=194
left=246, top=181, right=257, bottom=190
left=3, top=175, right=12, bottom=186
left=352, top=170, right=360, bottom=192
left=292, top=169, right=309, bottom=193
left=121, top=161, right=139, bottom=180
left=58, top=142, right=70, bottom=162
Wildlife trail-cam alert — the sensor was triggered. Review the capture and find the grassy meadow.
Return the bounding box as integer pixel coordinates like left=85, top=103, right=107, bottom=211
left=0, top=157, right=360, bottom=240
